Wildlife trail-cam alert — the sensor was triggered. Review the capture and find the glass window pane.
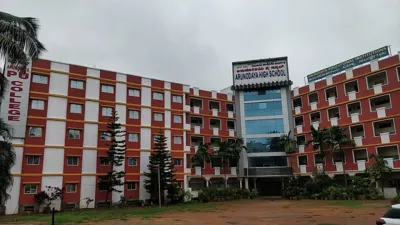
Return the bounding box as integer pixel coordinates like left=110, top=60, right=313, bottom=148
left=248, top=156, right=288, bottom=167
left=174, top=136, right=182, bottom=144
left=32, top=100, right=45, bottom=110
left=174, top=159, right=182, bottom=166
left=172, top=95, right=182, bottom=103
left=245, top=119, right=284, bottom=134
left=246, top=137, right=284, bottom=153
left=70, top=104, right=82, bottom=113
left=154, top=113, right=163, bottom=121
left=129, top=89, right=140, bottom=97
left=244, top=89, right=281, bottom=101
left=244, top=101, right=283, bottom=117
left=29, top=127, right=42, bottom=137
left=173, top=115, right=182, bottom=123
left=33, top=75, right=48, bottom=84
left=129, top=110, right=139, bottom=119
left=129, top=133, right=138, bottom=142
left=153, top=92, right=164, bottom=100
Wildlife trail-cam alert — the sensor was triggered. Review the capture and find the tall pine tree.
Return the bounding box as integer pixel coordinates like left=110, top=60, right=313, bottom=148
left=144, top=131, right=176, bottom=204
left=97, top=110, right=126, bottom=206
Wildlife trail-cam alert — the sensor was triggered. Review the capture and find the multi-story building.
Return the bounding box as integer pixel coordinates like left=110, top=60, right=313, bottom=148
left=1, top=58, right=236, bottom=214
left=232, top=57, right=294, bottom=196
left=290, top=52, right=400, bottom=183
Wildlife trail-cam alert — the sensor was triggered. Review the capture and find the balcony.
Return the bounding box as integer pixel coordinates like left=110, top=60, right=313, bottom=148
left=209, top=101, right=220, bottom=116
left=191, top=117, right=203, bottom=134
left=373, top=119, right=395, bottom=143
left=328, top=107, right=340, bottom=126
left=190, top=98, right=203, bottom=114
left=325, top=87, right=337, bottom=106
left=332, top=152, right=344, bottom=172
left=367, top=71, right=387, bottom=94
left=298, top=155, right=308, bottom=173
left=190, top=136, right=204, bottom=151
left=350, top=125, right=364, bottom=146
left=308, top=93, right=318, bottom=110
left=297, top=135, right=306, bottom=153
left=210, top=138, right=221, bottom=150
left=210, top=119, right=221, bottom=135
left=377, top=145, right=399, bottom=168
left=294, top=116, right=304, bottom=133
left=345, top=80, right=359, bottom=101
left=310, top=112, right=320, bottom=130
left=354, top=149, right=368, bottom=171
left=227, top=103, right=234, bottom=118
left=370, top=95, right=391, bottom=118
left=293, top=97, right=302, bottom=114
left=244, top=167, right=293, bottom=177
left=347, top=102, right=361, bottom=117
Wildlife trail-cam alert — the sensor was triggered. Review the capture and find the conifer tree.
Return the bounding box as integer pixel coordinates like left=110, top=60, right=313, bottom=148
left=144, top=131, right=176, bottom=204
left=97, top=110, right=126, bottom=206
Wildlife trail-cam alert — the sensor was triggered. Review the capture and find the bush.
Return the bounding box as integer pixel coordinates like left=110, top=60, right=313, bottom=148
left=167, top=183, right=185, bottom=204
left=197, top=188, right=255, bottom=203
left=283, top=176, right=304, bottom=199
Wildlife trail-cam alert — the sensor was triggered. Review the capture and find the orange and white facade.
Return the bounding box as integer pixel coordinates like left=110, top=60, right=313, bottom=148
left=1, top=59, right=235, bottom=214
left=290, top=52, right=400, bottom=177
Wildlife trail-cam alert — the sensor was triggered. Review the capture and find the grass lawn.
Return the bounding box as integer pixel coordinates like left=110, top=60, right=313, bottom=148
left=0, top=202, right=219, bottom=224
left=326, top=200, right=367, bottom=208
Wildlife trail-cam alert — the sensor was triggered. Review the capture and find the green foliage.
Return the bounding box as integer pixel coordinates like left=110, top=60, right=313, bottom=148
left=167, top=183, right=185, bottom=204
left=304, top=171, right=334, bottom=199
left=283, top=176, right=304, bottom=199
left=97, top=110, right=126, bottom=204
left=197, top=187, right=257, bottom=203
left=0, top=119, right=14, bottom=205
left=144, top=130, right=176, bottom=204
left=279, top=131, right=297, bottom=154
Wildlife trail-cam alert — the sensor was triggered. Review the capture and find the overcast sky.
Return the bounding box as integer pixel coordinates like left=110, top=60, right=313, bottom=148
left=1, top=0, right=400, bottom=91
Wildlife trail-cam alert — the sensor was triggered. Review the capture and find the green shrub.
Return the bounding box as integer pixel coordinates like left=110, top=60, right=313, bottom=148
left=283, top=176, right=304, bottom=199
left=197, top=187, right=254, bottom=203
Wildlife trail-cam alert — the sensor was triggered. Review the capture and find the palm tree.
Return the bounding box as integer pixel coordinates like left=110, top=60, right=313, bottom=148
left=327, top=126, right=354, bottom=188
left=305, top=126, right=330, bottom=170
left=0, top=119, right=15, bottom=205
left=191, top=143, right=212, bottom=188
left=279, top=131, right=297, bottom=167
left=1, top=11, right=46, bottom=97
left=367, top=153, right=392, bottom=196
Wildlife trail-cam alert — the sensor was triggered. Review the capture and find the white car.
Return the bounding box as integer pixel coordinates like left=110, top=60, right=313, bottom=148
left=377, top=204, right=400, bottom=225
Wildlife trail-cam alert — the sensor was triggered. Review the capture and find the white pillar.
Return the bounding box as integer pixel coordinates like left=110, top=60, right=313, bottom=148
left=239, top=178, right=243, bottom=189
left=245, top=178, right=249, bottom=190
left=253, top=178, right=257, bottom=189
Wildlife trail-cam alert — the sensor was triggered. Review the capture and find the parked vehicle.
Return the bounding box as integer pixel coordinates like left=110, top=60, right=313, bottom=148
left=377, top=204, right=400, bottom=225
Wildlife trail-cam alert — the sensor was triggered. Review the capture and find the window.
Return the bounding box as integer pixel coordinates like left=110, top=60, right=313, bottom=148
left=310, top=112, right=321, bottom=123
left=101, top=84, right=114, bottom=93
left=32, top=74, right=48, bottom=84
left=67, top=156, right=79, bottom=166
left=154, top=113, right=163, bottom=121
left=333, top=152, right=345, bottom=163
left=174, top=158, right=182, bottom=166
left=153, top=92, right=164, bottom=100
left=325, top=87, right=338, bottom=99
left=226, top=103, right=234, bottom=112
left=100, top=157, right=110, bottom=166
left=308, top=92, right=318, bottom=104
left=102, top=107, right=112, bottom=116
left=209, top=101, right=220, bottom=111
left=70, top=104, right=82, bottom=114
left=327, top=107, right=340, bottom=120
left=66, top=183, right=77, bottom=193
left=98, top=182, right=108, bottom=191
left=314, top=154, right=325, bottom=165
left=128, top=133, right=139, bottom=142
left=294, top=116, right=304, bottom=126
left=293, top=98, right=302, bottom=108
left=173, top=115, right=182, bottom=123
left=244, top=101, right=283, bottom=117
left=245, top=119, right=284, bottom=134
left=244, top=89, right=281, bottom=101
left=129, top=110, right=139, bottom=119
left=174, top=136, right=182, bottom=144
left=248, top=156, right=288, bottom=167
left=27, top=155, right=40, bottom=165
left=190, top=98, right=203, bottom=108
left=191, top=136, right=204, bottom=146
left=70, top=80, right=84, bottom=89
left=227, top=120, right=235, bottom=130
left=128, top=88, right=140, bottom=97
left=68, top=129, right=81, bottom=139
left=172, top=95, right=182, bottom=103
left=344, top=80, right=358, bottom=95
left=211, top=157, right=222, bottom=168
left=31, top=100, right=44, bottom=110
left=128, top=158, right=137, bottom=166
left=209, top=119, right=221, bottom=129
left=299, top=155, right=308, bottom=166
left=354, top=149, right=368, bottom=162
left=29, top=127, right=42, bottom=137
left=366, top=71, right=388, bottom=89
left=24, top=184, right=37, bottom=194
left=246, top=138, right=284, bottom=153
left=100, top=131, right=111, bottom=141
left=127, top=182, right=136, bottom=190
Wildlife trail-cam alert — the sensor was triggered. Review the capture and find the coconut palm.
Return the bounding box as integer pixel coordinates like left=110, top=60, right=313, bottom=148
left=191, top=143, right=212, bottom=188
left=327, top=126, right=354, bottom=188
left=279, top=131, right=297, bottom=167
left=305, top=126, right=330, bottom=170
left=0, top=119, right=15, bottom=205
left=0, top=11, right=46, bottom=97
left=367, top=153, right=392, bottom=196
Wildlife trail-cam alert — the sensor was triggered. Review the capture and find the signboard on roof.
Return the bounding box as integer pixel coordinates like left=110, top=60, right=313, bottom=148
left=307, top=46, right=390, bottom=83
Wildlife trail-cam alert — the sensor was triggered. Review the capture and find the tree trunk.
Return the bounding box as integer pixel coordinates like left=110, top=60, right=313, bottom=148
left=224, top=160, right=228, bottom=188
left=342, top=153, right=348, bottom=189
left=287, top=153, right=291, bottom=168
left=381, top=180, right=385, bottom=197
left=105, top=190, right=110, bottom=207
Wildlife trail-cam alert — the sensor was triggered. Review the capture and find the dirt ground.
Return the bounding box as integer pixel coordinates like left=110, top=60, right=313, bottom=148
left=87, top=199, right=389, bottom=225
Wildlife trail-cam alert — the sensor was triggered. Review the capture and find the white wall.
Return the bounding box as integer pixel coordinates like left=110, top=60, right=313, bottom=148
left=84, top=101, right=99, bottom=121
left=116, top=83, right=127, bottom=103
left=79, top=176, right=96, bottom=208
left=47, top=96, right=67, bottom=119
left=165, top=130, right=171, bottom=150
left=49, top=73, right=69, bottom=96
left=41, top=176, right=63, bottom=210
left=10, top=147, right=23, bottom=174
left=87, top=68, right=100, bottom=78
left=164, top=110, right=171, bottom=128
left=45, top=121, right=66, bottom=146
left=165, top=90, right=171, bottom=109
left=115, top=104, right=126, bottom=124
left=5, top=176, right=21, bottom=215
left=82, top=150, right=97, bottom=174
left=51, top=62, right=69, bottom=72
left=141, top=108, right=151, bottom=126
left=139, top=176, right=150, bottom=200
left=42, top=148, right=64, bottom=174
left=85, top=78, right=100, bottom=100
left=141, top=87, right=151, bottom=106
left=83, top=123, right=98, bottom=147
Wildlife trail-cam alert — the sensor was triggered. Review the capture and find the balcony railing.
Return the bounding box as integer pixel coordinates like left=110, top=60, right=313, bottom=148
left=244, top=167, right=293, bottom=177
